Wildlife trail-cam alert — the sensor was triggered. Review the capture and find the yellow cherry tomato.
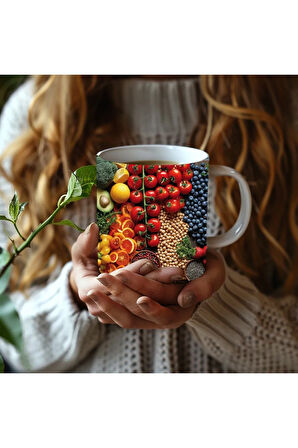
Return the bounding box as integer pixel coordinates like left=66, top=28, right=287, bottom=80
left=101, top=255, right=111, bottom=264
left=101, top=237, right=111, bottom=246
left=101, top=246, right=111, bottom=255
left=98, top=242, right=103, bottom=251
left=110, top=183, right=130, bottom=204
left=97, top=259, right=102, bottom=266
left=101, top=234, right=112, bottom=241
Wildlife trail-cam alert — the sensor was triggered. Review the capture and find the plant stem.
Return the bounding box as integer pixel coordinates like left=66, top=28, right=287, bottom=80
left=13, top=222, right=26, bottom=241
left=141, top=165, right=148, bottom=248
left=0, top=205, right=63, bottom=279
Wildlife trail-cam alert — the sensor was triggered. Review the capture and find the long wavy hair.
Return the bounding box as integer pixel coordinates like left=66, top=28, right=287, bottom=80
left=0, top=75, right=297, bottom=295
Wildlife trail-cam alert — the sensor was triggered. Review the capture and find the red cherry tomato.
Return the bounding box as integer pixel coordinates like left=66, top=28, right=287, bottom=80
left=194, top=246, right=207, bottom=259
left=182, top=168, right=193, bottom=180
left=165, top=199, right=180, bottom=214
left=165, top=184, right=180, bottom=199
left=179, top=197, right=185, bottom=209
left=127, top=175, right=142, bottom=190
left=178, top=164, right=190, bottom=171
left=147, top=218, right=161, bottom=233
left=144, top=175, right=158, bottom=189
left=134, top=223, right=147, bottom=236
left=145, top=164, right=159, bottom=174
left=130, top=190, right=143, bottom=203
left=147, top=203, right=161, bottom=217
left=131, top=206, right=145, bottom=222
left=144, top=190, right=156, bottom=203
left=168, top=168, right=182, bottom=185
left=147, top=234, right=159, bottom=247
left=157, top=170, right=170, bottom=186
left=127, top=164, right=142, bottom=175
left=155, top=186, right=169, bottom=202
left=178, top=180, right=192, bottom=195
left=161, top=164, right=175, bottom=171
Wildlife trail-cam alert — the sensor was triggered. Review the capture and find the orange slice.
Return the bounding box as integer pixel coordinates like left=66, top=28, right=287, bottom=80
left=109, top=251, right=118, bottom=263
left=110, top=236, right=121, bottom=250
left=114, top=231, right=125, bottom=240
left=110, top=221, right=121, bottom=232
left=120, top=238, right=135, bottom=254
left=121, top=203, right=133, bottom=215
left=106, top=263, right=117, bottom=273
left=116, top=250, right=129, bottom=266
left=122, top=218, right=134, bottom=229
left=116, top=265, right=125, bottom=269
left=122, top=227, right=135, bottom=238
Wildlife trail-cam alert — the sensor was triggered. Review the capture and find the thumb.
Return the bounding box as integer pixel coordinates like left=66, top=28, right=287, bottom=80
left=71, top=222, right=99, bottom=263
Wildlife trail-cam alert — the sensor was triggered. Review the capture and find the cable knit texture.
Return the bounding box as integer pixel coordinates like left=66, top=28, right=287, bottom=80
left=0, top=77, right=297, bottom=373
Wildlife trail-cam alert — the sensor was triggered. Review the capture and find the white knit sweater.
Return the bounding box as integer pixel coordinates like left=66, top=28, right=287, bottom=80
left=0, top=77, right=297, bottom=373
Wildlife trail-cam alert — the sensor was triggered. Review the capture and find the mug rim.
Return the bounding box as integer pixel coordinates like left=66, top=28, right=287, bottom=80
left=97, top=144, right=209, bottom=164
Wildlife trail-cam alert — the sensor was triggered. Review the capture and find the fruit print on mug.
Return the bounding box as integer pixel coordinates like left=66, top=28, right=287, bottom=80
left=96, top=155, right=208, bottom=280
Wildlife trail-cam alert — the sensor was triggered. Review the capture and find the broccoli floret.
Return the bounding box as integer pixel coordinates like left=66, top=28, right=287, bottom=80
left=96, top=156, right=117, bottom=189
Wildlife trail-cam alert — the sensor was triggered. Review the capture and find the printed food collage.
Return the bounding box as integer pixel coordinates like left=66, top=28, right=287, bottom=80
left=96, top=156, right=209, bottom=280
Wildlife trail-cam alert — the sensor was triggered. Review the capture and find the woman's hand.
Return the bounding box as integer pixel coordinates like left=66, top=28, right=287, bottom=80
left=94, top=249, right=225, bottom=329
left=69, top=222, right=225, bottom=329
left=69, top=223, right=184, bottom=323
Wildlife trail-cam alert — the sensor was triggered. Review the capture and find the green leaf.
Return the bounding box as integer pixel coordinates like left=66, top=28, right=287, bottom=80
left=63, top=165, right=96, bottom=205
left=17, top=201, right=28, bottom=219
left=0, top=248, right=12, bottom=295
left=9, top=193, right=20, bottom=222
left=0, top=354, right=4, bottom=372
left=53, top=219, right=84, bottom=232
left=0, top=215, right=12, bottom=222
left=0, top=293, right=23, bottom=352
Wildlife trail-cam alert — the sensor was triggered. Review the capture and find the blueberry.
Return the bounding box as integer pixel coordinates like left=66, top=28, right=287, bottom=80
left=193, top=170, right=199, bottom=176
left=188, top=213, right=193, bottom=218
left=189, top=195, right=194, bottom=201
left=198, top=223, right=202, bottom=228
left=202, top=201, right=208, bottom=206
left=193, top=224, right=198, bottom=230
left=183, top=216, right=188, bottom=222
left=203, top=219, right=207, bottom=224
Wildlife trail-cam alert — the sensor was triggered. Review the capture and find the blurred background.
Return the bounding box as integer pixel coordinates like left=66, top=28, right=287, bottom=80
left=0, top=76, right=27, bottom=114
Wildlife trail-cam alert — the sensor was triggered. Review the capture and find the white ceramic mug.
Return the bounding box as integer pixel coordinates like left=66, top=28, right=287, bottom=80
left=96, top=145, right=252, bottom=278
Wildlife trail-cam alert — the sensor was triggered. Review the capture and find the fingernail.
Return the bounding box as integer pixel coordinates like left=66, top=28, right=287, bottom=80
left=85, top=222, right=95, bottom=234
left=139, top=261, right=156, bottom=275
left=87, top=290, right=96, bottom=301
left=97, top=275, right=110, bottom=287
left=137, top=298, right=151, bottom=310
left=181, top=293, right=196, bottom=308
left=171, top=275, right=188, bottom=284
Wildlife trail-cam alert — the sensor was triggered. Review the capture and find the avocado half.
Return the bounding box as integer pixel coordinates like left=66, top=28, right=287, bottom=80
left=97, top=189, right=114, bottom=213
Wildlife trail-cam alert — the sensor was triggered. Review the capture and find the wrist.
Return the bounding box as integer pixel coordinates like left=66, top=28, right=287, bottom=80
left=69, top=268, right=87, bottom=310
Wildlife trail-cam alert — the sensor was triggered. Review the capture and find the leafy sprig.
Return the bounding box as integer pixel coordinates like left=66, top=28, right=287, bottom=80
left=0, top=165, right=96, bottom=372
left=176, top=236, right=195, bottom=259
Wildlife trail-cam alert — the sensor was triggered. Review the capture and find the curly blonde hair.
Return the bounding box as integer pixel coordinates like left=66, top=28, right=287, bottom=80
left=0, top=75, right=297, bottom=295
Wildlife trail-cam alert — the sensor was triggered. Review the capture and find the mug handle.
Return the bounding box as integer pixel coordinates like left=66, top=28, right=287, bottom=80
left=207, top=165, right=252, bottom=249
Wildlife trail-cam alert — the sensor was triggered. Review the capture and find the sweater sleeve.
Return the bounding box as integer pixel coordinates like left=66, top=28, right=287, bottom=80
left=0, top=80, right=105, bottom=372
left=186, top=264, right=298, bottom=372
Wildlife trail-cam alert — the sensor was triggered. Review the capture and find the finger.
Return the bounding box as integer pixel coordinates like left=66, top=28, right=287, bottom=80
left=97, top=273, right=142, bottom=316
left=113, top=259, right=157, bottom=276
left=87, top=289, right=155, bottom=329
left=145, top=266, right=186, bottom=284
left=71, top=222, right=99, bottom=264
left=114, top=270, right=184, bottom=305
left=136, top=296, right=184, bottom=329
left=177, top=250, right=226, bottom=308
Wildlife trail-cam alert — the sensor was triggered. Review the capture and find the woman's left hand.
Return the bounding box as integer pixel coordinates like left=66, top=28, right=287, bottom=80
left=89, top=249, right=225, bottom=330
